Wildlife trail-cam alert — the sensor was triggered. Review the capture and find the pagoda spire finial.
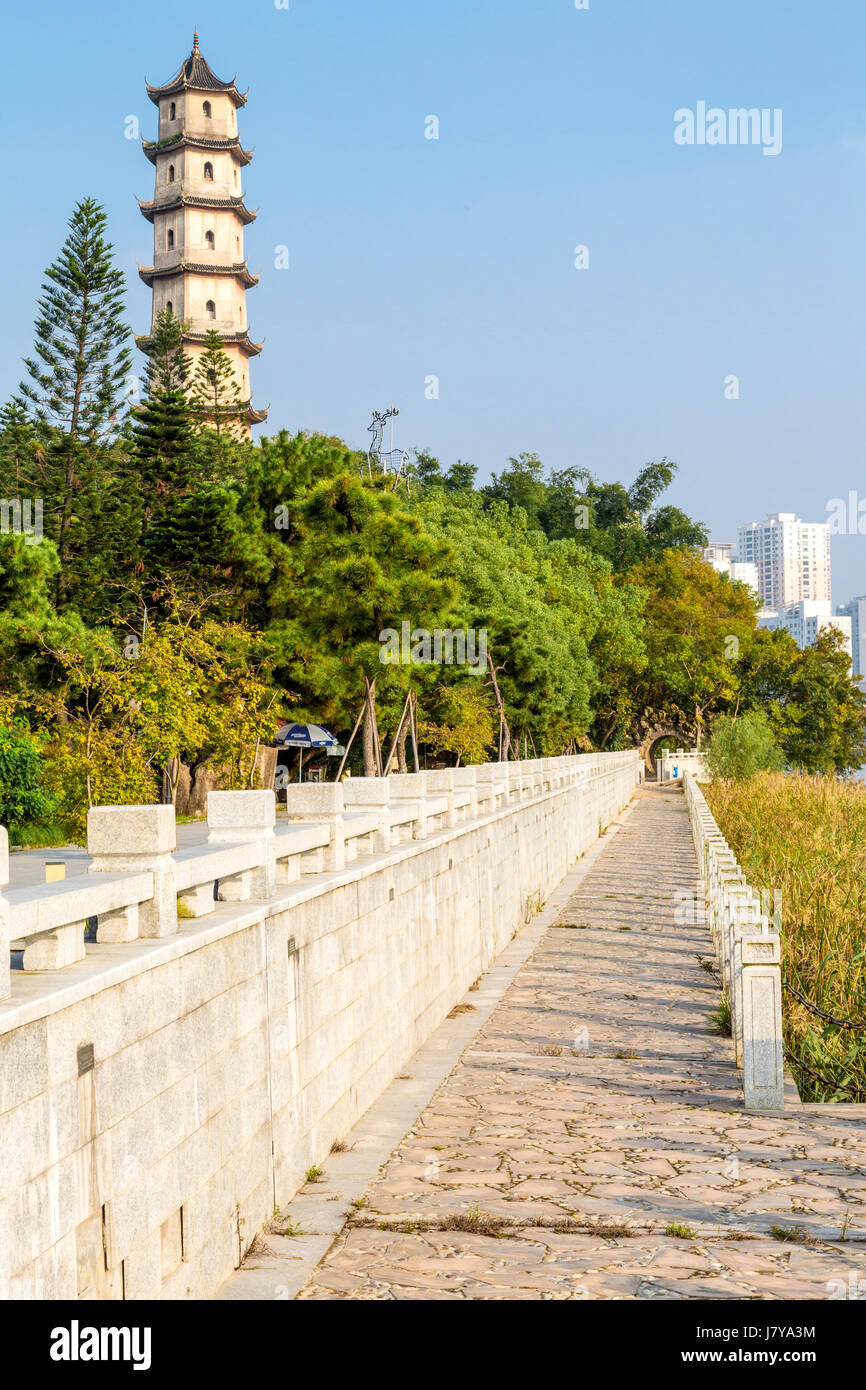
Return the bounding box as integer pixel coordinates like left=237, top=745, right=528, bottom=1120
left=193, top=30, right=200, bottom=52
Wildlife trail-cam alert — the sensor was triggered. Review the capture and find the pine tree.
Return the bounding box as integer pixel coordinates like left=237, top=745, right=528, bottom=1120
left=129, top=308, right=197, bottom=578
left=132, top=308, right=195, bottom=494
left=127, top=314, right=243, bottom=586
left=0, top=401, right=38, bottom=496
left=15, top=197, right=132, bottom=603
left=191, top=330, right=246, bottom=458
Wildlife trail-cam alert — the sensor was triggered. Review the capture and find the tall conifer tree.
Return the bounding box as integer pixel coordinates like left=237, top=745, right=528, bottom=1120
left=16, top=198, right=131, bottom=602
left=191, top=330, right=246, bottom=462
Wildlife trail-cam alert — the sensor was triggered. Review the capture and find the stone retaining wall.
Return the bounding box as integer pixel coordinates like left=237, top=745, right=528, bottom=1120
left=0, top=753, right=639, bottom=1300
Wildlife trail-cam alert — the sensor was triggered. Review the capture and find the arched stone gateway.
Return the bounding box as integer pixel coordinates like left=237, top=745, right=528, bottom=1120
left=639, top=726, right=695, bottom=777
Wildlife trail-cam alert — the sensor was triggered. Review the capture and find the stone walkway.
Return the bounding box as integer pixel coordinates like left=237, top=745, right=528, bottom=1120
left=297, top=786, right=866, bottom=1300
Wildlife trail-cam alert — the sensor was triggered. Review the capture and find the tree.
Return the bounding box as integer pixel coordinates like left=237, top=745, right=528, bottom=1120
left=738, top=627, right=866, bottom=774
left=0, top=720, right=58, bottom=835
left=419, top=489, right=643, bottom=754
left=703, top=712, right=784, bottom=781
left=127, top=311, right=242, bottom=585
left=15, top=198, right=132, bottom=602
left=628, top=550, right=756, bottom=746
left=0, top=532, right=94, bottom=696
left=483, top=453, right=548, bottom=529
left=0, top=401, right=38, bottom=494
left=570, top=460, right=707, bottom=569
left=417, top=682, right=497, bottom=765
left=233, top=431, right=459, bottom=772
left=18, top=593, right=283, bottom=837
left=191, top=330, right=246, bottom=456
left=132, top=308, right=194, bottom=476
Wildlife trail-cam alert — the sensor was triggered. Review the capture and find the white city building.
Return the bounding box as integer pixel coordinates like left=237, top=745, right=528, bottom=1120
left=703, top=542, right=733, bottom=567
left=757, top=600, right=852, bottom=664
left=836, top=596, right=866, bottom=687
left=702, top=544, right=759, bottom=599
left=737, top=513, right=831, bottom=610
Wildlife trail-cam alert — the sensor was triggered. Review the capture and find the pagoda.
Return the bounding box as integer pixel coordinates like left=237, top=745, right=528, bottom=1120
left=137, top=33, right=267, bottom=431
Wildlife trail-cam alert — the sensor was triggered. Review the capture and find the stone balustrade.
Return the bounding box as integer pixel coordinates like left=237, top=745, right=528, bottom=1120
left=658, top=749, right=706, bottom=782
left=0, top=828, right=8, bottom=1001
left=0, top=749, right=641, bottom=1300
left=0, top=754, right=641, bottom=1001
left=683, top=772, right=785, bottom=1113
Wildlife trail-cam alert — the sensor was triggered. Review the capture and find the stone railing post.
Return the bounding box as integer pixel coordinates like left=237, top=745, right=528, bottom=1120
left=285, top=784, right=346, bottom=871
left=0, top=827, right=9, bottom=1000
left=424, top=769, right=456, bottom=828
left=342, top=777, right=392, bottom=851
left=740, top=931, right=785, bottom=1112
left=389, top=772, right=429, bottom=839
left=207, top=790, right=276, bottom=900
left=475, top=762, right=506, bottom=814
left=524, top=758, right=542, bottom=796
left=451, top=767, right=478, bottom=821
left=730, top=897, right=763, bottom=1068
left=87, top=805, right=177, bottom=940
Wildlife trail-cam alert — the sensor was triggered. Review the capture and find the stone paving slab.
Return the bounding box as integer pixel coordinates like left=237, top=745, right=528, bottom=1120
left=293, top=785, right=866, bottom=1300
left=229, top=795, right=866, bottom=1301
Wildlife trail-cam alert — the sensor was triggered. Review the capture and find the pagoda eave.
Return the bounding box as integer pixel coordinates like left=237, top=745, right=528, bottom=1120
left=136, top=327, right=264, bottom=359
left=138, top=263, right=259, bottom=290
left=142, top=134, right=254, bottom=167
left=146, top=81, right=249, bottom=109
left=137, top=194, right=257, bottom=226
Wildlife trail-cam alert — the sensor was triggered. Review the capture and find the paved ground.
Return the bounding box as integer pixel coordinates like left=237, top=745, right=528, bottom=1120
left=296, top=786, right=866, bottom=1300
left=7, top=822, right=210, bottom=889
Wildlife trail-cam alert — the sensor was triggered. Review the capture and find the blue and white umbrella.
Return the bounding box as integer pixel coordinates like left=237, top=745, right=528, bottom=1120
left=275, top=722, right=338, bottom=749
left=275, top=723, right=339, bottom=784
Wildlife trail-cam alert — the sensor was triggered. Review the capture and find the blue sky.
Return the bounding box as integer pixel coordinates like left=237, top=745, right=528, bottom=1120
left=4, top=0, right=866, bottom=601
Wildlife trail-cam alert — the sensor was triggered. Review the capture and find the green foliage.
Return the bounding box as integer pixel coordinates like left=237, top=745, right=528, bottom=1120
left=417, top=683, right=497, bottom=765
left=629, top=549, right=757, bottom=745
left=737, top=627, right=866, bottom=775
left=12, top=198, right=132, bottom=605
left=2, top=193, right=862, bottom=819
left=706, top=773, right=866, bottom=1101
left=703, top=712, right=784, bottom=781
left=191, top=330, right=246, bottom=447
left=9, top=593, right=282, bottom=839
left=0, top=721, right=57, bottom=830
left=16, top=197, right=131, bottom=441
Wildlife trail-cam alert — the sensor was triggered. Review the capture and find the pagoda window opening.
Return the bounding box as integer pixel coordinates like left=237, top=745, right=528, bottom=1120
left=205, top=229, right=215, bottom=249
left=206, top=299, right=216, bottom=320
left=169, top=102, right=176, bottom=120
left=203, top=101, right=212, bottom=118
left=204, top=161, right=214, bottom=181
left=167, top=229, right=175, bottom=250
left=168, top=164, right=175, bottom=183
left=166, top=301, right=173, bottom=315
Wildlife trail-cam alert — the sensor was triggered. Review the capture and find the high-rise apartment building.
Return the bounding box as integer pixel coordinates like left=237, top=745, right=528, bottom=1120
left=837, top=596, right=866, bottom=687
left=736, top=513, right=831, bottom=610
left=701, top=544, right=759, bottom=598
left=757, top=600, right=851, bottom=664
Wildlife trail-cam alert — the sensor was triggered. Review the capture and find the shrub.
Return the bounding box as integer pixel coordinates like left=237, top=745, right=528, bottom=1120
left=0, top=721, right=58, bottom=831
left=703, top=712, right=784, bottom=782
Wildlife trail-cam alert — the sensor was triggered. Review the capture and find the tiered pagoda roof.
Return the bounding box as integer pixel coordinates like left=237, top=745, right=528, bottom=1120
left=135, top=327, right=264, bottom=359
left=146, top=33, right=248, bottom=107
left=137, top=192, right=258, bottom=225
left=139, top=35, right=268, bottom=431
left=142, top=133, right=254, bottom=167
left=138, top=259, right=260, bottom=290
